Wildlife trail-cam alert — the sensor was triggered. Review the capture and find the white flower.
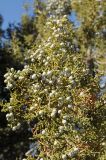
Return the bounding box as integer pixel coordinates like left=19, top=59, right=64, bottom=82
left=49, top=80, right=53, bottom=84
left=17, top=122, right=21, bottom=129
left=63, top=15, right=67, bottom=18
left=64, top=68, right=69, bottom=72
left=67, top=104, right=72, bottom=108
left=56, top=20, right=60, bottom=24
left=31, top=74, right=36, bottom=79
left=101, top=142, right=105, bottom=146
left=51, top=108, right=57, bottom=117
left=42, top=71, right=46, bottom=76
left=54, top=140, right=58, bottom=146
left=69, top=76, right=73, bottom=80
left=50, top=44, right=55, bottom=49
left=7, top=83, right=13, bottom=89
left=47, top=56, right=50, bottom=60
left=10, top=97, right=14, bottom=102
left=79, top=91, right=84, bottom=97
left=47, top=70, right=52, bottom=77
left=8, top=106, right=12, bottom=111
left=10, top=68, right=14, bottom=72
left=35, top=103, right=38, bottom=107
left=55, top=34, right=59, bottom=38
left=24, top=65, right=29, bottom=69
left=43, top=59, right=46, bottom=63
left=49, top=90, right=56, bottom=97
left=66, top=96, right=71, bottom=101
left=12, top=126, right=17, bottom=131
left=19, top=76, right=24, bottom=80
left=39, top=110, right=44, bottom=115
left=62, top=154, right=67, bottom=160
left=52, top=26, right=56, bottom=30
left=34, top=89, right=38, bottom=93
left=4, top=73, right=9, bottom=78
left=34, top=84, right=40, bottom=90
left=6, top=112, right=14, bottom=121
left=41, top=130, right=46, bottom=134
left=59, top=126, right=64, bottom=132
left=44, top=61, right=49, bottom=66
left=38, top=97, right=41, bottom=102
left=30, top=106, right=35, bottom=111
left=73, top=147, right=79, bottom=152
left=58, top=110, right=62, bottom=114
left=62, top=119, right=67, bottom=124
left=44, top=89, right=48, bottom=93
left=60, top=42, right=64, bottom=46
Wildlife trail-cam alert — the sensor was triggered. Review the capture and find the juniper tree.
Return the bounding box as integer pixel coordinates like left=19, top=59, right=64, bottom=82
left=72, top=0, right=106, bottom=74
left=0, top=14, right=33, bottom=160
left=2, top=0, right=106, bottom=160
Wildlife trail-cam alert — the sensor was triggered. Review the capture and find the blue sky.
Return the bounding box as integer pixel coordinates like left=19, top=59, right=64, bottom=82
left=0, top=0, right=33, bottom=29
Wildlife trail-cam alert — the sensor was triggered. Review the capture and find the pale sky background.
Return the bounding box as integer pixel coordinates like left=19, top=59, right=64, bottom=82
left=0, top=0, right=78, bottom=29
left=0, top=0, right=33, bottom=29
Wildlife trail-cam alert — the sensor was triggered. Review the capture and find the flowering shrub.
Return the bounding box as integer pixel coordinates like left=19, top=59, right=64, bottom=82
left=2, top=14, right=105, bottom=160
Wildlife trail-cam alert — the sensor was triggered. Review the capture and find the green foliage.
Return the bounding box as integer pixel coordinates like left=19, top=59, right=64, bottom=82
left=3, top=14, right=106, bottom=159
left=1, top=0, right=106, bottom=159
left=72, top=0, right=106, bottom=74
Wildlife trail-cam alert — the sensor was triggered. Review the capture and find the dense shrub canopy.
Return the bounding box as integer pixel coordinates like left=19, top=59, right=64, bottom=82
left=0, top=0, right=106, bottom=160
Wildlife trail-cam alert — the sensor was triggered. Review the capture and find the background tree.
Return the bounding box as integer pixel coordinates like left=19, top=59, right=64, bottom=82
left=72, top=0, right=106, bottom=75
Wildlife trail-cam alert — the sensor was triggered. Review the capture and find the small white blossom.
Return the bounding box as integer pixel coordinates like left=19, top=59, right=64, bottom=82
left=62, top=154, right=67, bottom=160
left=68, top=104, right=72, bottom=108
left=62, top=119, right=67, bottom=124
left=12, top=126, right=17, bottom=131
left=51, top=108, right=57, bottom=117
left=49, top=80, right=53, bottom=84
left=66, top=96, right=71, bottom=101
left=58, top=110, right=62, bottom=114
left=44, top=61, right=49, bottom=66
left=10, top=68, right=14, bottom=72
left=19, top=76, right=24, bottom=80
left=8, top=106, right=12, bottom=111
left=69, top=76, right=73, bottom=80
left=31, top=74, right=36, bottom=80
left=17, top=122, right=21, bottom=129
left=39, top=110, right=44, bottom=115
left=79, top=92, right=84, bottom=97
left=41, top=130, right=46, bottom=134
left=49, top=90, right=56, bottom=97
left=7, top=83, right=13, bottom=89
left=59, top=126, right=64, bottom=132
left=54, top=140, right=58, bottom=146
left=30, top=106, right=35, bottom=111
left=47, top=70, right=52, bottom=77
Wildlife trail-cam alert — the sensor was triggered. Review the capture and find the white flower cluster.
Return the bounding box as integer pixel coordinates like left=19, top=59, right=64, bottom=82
left=12, top=122, right=21, bottom=131
left=4, top=16, right=88, bottom=159
left=4, top=68, right=15, bottom=89
left=6, top=111, right=21, bottom=131
left=46, top=0, right=71, bottom=16
left=6, top=112, right=14, bottom=121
